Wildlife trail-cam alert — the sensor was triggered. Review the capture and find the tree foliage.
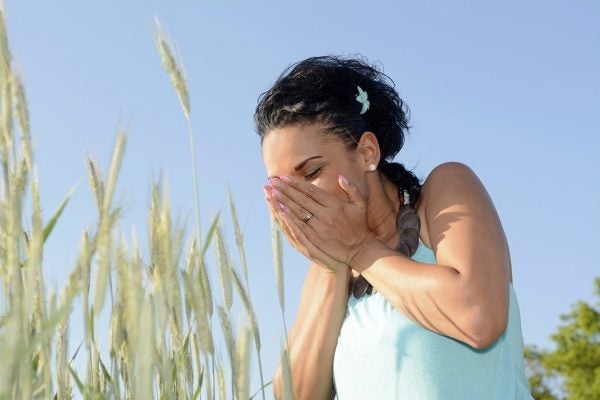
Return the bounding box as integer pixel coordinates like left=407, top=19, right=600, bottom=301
left=526, top=277, right=600, bottom=400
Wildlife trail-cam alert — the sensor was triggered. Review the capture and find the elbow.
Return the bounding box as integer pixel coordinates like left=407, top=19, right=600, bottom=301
left=465, top=306, right=509, bottom=350
left=469, top=326, right=505, bottom=350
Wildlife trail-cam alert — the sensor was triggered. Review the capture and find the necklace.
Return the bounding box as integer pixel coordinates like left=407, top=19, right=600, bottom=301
left=351, top=189, right=421, bottom=299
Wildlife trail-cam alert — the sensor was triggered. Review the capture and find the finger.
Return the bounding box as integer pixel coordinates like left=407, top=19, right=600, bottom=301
left=278, top=207, right=302, bottom=245
left=338, top=175, right=366, bottom=209
left=280, top=175, right=334, bottom=207
left=266, top=193, right=293, bottom=235
left=267, top=201, right=285, bottom=230
left=278, top=206, right=343, bottom=270
left=276, top=203, right=315, bottom=254
left=270, top=176, right=333, bottom=214
left=278, top=203, right=326, bottom=249
left=280, top=200, right=328, bottom=237
left=267, top=186, right=332, bottom=267
left=263, top=185, right=281, bottom=220
left=264, top=185, right=292, bottom=234
left=268, top=197, right=304, bottom=250
left=271, top=186, right=320, bottom=224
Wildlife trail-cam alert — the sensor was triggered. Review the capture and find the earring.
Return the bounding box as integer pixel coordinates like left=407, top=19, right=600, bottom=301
left=368, top=163, right=377, bottom=172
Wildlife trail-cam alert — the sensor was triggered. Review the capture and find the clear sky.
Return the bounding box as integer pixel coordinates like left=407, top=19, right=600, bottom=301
left=5, top=0, right=599, bottom=395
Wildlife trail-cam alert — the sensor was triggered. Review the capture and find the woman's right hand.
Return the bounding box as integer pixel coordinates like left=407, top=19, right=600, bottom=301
left=263, top=184, right=348, bottom=274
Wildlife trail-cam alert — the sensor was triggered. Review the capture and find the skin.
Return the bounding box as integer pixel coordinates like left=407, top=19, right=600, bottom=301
left=262, top=122, right=512, bottom=400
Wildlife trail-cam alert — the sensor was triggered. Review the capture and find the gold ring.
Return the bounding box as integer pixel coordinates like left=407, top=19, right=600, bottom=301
left=302, top=211, right=314, bottom=223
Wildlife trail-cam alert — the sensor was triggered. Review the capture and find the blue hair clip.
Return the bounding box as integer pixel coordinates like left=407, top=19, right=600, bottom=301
left=355, top=86, right=370, bottom=114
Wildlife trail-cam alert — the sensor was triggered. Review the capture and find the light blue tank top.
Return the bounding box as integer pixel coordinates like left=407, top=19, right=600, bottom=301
left=333, top=241, right=533, bottom=399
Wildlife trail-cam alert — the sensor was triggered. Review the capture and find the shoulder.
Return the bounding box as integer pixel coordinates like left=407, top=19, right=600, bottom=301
left=422, top=161, right=480, bottom=190
left=418, top=162, right=487, bottom=208
left=416, top=162, right=494, bottom=248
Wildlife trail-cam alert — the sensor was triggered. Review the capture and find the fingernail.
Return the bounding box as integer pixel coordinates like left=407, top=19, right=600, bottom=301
left=339, top=175, right=349, bottom=186
left=282, top=175, right=292, bottom=183
left=279, top=203, right=288, bottom=212
left=272, top=188, right=282, bottom=198
left=269, top=177, right=281, bottom=187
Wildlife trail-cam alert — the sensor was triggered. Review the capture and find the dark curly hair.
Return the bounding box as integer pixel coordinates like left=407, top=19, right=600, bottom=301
left=254, top=55, right=421, bottom=205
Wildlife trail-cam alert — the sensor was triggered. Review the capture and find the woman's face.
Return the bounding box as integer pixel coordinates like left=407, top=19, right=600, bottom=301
left=262, top=123, right=367, bottom=201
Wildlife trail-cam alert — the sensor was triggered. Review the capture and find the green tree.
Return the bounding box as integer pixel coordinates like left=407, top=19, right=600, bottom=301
left=526, top=277, right=600, bottom=400
left=525, top=345, right=561, bottom=400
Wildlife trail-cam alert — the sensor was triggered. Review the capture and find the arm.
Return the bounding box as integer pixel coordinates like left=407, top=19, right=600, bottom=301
left=268, top=161, right=511, bottom=348
left=352, top=162, right=511, bottom=348
left=273, top=263, right=349, bottom=400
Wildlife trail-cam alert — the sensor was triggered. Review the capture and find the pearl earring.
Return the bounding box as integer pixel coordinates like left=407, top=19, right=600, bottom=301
left=368, top=163, right=377, bottom=172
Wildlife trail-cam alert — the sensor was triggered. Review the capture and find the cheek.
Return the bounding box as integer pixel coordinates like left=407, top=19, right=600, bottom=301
left=312, top=175, right=348, bottom=201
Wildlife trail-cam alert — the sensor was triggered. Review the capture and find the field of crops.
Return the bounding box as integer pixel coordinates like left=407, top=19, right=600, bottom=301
left=0, top=6, right=290, bottom=399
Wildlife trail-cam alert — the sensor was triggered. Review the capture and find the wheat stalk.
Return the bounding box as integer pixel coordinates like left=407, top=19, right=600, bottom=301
left=228, top=189, right=249, bottom=285
left=93, top=130, right=127, bottom=314
left=215, top=226, right=233, bottom=310
left=280, top=345, right=294, bottom=400
left=152, top=18, right=190, bottom=120
left=0, top=6, right=294, bottom=399
left=235, top=324, right=252, bottom=400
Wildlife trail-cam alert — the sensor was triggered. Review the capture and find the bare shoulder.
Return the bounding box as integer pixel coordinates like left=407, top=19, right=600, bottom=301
left=415, top=161, right=505, bottom=258
left=418, top=161, right=488, bottom=210
left=422, top=161, right=480, bottom=191
left=416, top=162, right=480, bottom=246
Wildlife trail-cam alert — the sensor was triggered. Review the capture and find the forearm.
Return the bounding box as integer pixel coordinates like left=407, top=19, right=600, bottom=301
left=274, top=265, right=349, bottom=400
left=352, top=236, right=509, bottom=349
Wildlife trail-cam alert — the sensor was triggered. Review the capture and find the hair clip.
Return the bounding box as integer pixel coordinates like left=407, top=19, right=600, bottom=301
left=356, top=86, right=370, bottom=114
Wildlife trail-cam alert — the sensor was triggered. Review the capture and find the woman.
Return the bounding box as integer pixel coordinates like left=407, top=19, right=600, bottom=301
left=256, top=56, right=532, bottom=399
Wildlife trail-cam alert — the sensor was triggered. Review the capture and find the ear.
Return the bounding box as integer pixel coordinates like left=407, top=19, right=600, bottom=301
left=356, top=131, right=381, bottom=171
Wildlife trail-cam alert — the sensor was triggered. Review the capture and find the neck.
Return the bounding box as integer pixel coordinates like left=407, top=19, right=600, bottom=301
left=366, top=171, right=401, bottom=248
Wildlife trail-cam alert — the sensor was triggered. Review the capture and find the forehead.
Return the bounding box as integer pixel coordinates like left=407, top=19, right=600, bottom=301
left=261, top=123, right=346, bottom=176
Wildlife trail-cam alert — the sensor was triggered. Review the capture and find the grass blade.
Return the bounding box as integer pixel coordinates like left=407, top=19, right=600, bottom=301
left=42, top=183, right=78, bottom=243
left=202, top=212, right=220, bottom=256
left=272, top=217, right=285, bottom=315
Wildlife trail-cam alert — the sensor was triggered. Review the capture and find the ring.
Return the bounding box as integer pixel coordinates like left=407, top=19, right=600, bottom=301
left=302, top=211, right=314, bottom=223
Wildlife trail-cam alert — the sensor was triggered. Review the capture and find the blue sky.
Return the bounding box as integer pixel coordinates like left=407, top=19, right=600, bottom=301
left=5, top=0, right=599, bottom=393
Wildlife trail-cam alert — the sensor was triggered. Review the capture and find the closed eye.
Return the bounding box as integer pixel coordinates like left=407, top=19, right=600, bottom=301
left=304, top=168, right=321, bottom=180
left=304, top=162, right=326, bottom=180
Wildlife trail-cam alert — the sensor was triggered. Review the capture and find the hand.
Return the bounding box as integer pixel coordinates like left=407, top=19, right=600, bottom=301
left=264, top=175, right=373, bottom=270
left=264, top=184, right=347, bottom=273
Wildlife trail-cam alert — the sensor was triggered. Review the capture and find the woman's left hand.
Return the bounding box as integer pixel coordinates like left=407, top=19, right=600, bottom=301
left=265, top=175, right=373, bottom=267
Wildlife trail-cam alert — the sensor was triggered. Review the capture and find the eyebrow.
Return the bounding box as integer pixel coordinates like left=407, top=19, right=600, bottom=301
left=294, top=156, right=323, bottom=171
left=267, top=155, right=324, bottom=180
